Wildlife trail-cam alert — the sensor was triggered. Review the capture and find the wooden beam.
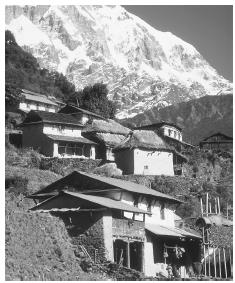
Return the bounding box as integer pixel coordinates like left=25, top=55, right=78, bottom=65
left=127, top=241, right=130, bottom=268
left=215, top=198, right=218, bottom=214
left=202, top=227, right=207, bottom=276
left=206, top=193, right=209, bottom=217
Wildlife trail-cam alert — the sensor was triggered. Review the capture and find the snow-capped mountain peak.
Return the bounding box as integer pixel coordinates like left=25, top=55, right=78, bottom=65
left=5, top=5, right=232, bottom=119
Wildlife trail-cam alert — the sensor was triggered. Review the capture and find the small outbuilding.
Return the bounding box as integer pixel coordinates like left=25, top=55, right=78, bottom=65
left=199, top=132, right=233, bottom=151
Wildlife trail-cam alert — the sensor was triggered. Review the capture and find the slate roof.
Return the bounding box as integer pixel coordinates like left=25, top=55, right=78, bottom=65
left=58, top=104, right=105, bottom=120
left=46, top=134, right=96, bottom=144
left=30, top=191, right=150, bottom=214
left=145, top=223, right=201, bottom=239
left=113, top=130, right=172, bottom=152
left=22, top=110, right=83, bottom=127
left=83, top=119, right=131, bottom=135
left=135, top=121, right=182, bottom=131
left=21, top=89, right=58, bottom=106
left=30, top=170, right=183, bottom=204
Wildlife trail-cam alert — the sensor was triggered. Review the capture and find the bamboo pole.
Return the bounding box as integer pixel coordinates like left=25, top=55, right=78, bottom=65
left=223, top=248, right=227, bottom=278
left=213, top=246, right=217, bottom=278
left=200, top=197, right=204, bottom=216
left=217, top=197, right=221, bottom=214
left=226, top=203, right=228, bottom=219
left=228, top=248, right=232, bottom=278
left=209, top=202, right=212, bottom=214
left=207, top=230, right=211, bottom=277
left=215, top=198, right=218, bottom=214
left=127, top=241, right=130, bottom=268
left=206, top=193, right=209, bottom=217
left=218, top=248, right=222, bottom=278
left=202, top=227, right=207, bottom=276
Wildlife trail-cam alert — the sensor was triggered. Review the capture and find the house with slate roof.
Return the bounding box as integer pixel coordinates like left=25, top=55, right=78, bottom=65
left=199, top=132, right=233, bottom=151
left=18, top=89, right=62, bottom=113
left=21, top=110, right=96, bottom=158
left=113, top=130, right=187, bottom=176
left=29, top=171, right=201, bottom=278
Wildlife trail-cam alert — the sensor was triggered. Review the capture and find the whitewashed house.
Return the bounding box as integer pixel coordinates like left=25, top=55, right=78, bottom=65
left=21, top=110, right=96, bottom=158
left=29, top=171, right=201, bottom=278
left=113, top=130, right=175, bottom=176
left=19, top=89, right=61, bottom=113
left=135, top=121, right=183, bottom=142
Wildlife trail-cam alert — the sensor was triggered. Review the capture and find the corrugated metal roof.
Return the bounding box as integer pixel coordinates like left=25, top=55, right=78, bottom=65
left=22, top=89, right=58, bottom=106
left=30, top=191, right=150, bottom=214
left=145, top=224, right=201, bottom=239
left=31, top=171, right=183, bottom=204
left=46, top=134, right=97, bottom=144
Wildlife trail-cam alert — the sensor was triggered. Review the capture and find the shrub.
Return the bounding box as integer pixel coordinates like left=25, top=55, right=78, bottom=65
left=5, top=176, right=28, bottom=196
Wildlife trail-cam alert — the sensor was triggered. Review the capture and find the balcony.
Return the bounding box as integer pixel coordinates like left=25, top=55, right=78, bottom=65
left=112, top=218, right=145, bottom=241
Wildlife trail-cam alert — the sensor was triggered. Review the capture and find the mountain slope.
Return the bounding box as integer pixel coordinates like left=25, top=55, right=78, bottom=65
left=121, top=94, right=233, bottom=145
left=5, top=5, right=232, bottom=118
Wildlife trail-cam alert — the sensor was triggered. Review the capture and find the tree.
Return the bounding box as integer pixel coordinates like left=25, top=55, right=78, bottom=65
left=67, top=83, right=117, bottom=119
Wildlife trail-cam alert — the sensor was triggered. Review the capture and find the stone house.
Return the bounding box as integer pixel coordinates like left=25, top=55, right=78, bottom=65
left=29, top=171, right=201, bottom=278
left=82, top=119, right=131, bottom=162
left=135, top=121, right=195, bottom=153
left=199, top=132, right=233, bottom=151
left=18, top=89, right=61, bottom=113
left=21, top=110, right=96, bottom=158
left=113, top=130, right=185, bottom=176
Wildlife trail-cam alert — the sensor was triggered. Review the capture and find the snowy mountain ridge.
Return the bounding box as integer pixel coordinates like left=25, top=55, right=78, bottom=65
left=5, top=5, right=232, bottom=119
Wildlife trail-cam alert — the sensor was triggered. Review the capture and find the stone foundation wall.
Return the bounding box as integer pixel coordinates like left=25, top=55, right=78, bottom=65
left=58, top=211, right=106, bottom=263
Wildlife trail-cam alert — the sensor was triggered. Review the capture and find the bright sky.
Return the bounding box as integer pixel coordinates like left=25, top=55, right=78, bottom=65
left=123, top=5, right=233, bottom=82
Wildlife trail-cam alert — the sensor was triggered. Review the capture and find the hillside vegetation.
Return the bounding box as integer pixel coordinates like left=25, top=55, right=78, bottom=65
left=121, top=94, right=233, bottom=145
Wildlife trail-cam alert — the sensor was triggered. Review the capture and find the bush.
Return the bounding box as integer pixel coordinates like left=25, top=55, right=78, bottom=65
left=5, top=176, right=28, bottom=196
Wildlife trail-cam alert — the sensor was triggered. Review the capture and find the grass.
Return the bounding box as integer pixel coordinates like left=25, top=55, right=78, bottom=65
left=5, top=165, right=108, bottom=280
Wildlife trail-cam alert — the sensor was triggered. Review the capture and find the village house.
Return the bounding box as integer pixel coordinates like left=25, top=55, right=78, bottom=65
left=29, top=171, right=201, bottom=278
left=199, top=132, right=233, bottom=151
left=113, top=130, right=187, bottom=176
left=82, top=119, right=131, bottom=162
left=18, top=89, right=62, bottom=113
left=21, top=110, right=96, bottom=158
left=135, top=121, right=195, bottom=153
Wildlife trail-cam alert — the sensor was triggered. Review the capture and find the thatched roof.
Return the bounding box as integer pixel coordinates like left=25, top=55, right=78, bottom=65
left=95, top=133, right=127, bottom=147
left=113, top=130, right=172, bottom=152
left=83, top=119, right=131, bottom=135
left=209, top=225, right=233, bottom=248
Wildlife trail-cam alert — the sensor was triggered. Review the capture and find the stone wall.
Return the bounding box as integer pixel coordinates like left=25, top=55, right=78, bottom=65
left=58, top=211, right=106, bottom=263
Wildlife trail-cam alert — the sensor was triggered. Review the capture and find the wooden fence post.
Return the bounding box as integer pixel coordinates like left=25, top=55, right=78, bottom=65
left=218, top=248, right=222, bottom=278
left=223, top=248, right=227, bottom=278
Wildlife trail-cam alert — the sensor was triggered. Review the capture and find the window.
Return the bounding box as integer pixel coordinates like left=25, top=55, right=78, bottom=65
left=144, top=165, right=148, bottom=170
left=174, top=131, right=177, bottom=138
left=147, top=202, right=152, bottom=213
left=160, top=203, right=165, bottom=220
left=168, top=129, right=172, bottom=136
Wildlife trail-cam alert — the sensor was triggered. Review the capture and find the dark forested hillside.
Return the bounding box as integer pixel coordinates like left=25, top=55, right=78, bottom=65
left=121, top=94, right=233, bottom=145
left=5, top=30, right=75, bottom=100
